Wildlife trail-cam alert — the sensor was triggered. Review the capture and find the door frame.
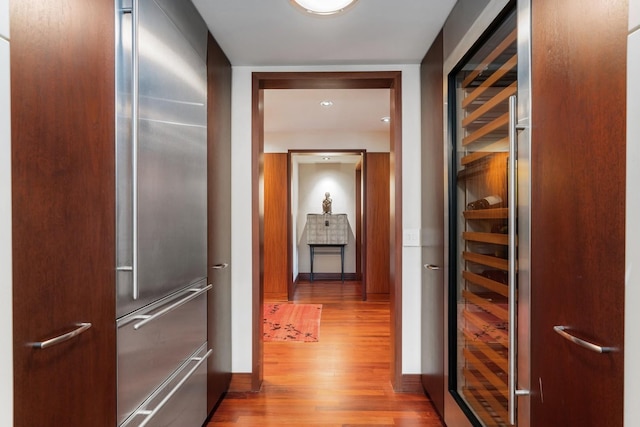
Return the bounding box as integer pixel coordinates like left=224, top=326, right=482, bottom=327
left=287, top=149, right=366, bottom=300
left=251, top=71, right=403, bottom=391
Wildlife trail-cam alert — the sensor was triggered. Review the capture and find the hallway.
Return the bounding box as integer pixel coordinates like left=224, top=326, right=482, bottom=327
left=206, top=281, right=443, bottom=426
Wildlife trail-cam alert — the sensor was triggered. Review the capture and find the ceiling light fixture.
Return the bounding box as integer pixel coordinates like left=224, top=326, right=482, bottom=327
left=381, top=116, right=391, bottom=123
left=322, top=157, right=331, bottom=161
left=290, top=0, right=358, bottom=16
left=319, top=100, right=334, bottom=107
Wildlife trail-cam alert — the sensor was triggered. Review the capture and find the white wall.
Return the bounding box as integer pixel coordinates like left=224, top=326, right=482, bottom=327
left=296, top=162, right=357, bottom=275
left=0, top=0, right=12, bottom=423
left=626, top=0, right=640, bottom=424
left=231, top=64, right=423, bottom=373
left=291, top=160, right=300, bottom=281
left=265, top=130, right=389, bottom=153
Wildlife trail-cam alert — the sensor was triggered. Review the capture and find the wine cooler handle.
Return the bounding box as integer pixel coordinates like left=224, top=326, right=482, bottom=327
left=508, top=95, right=530, bottom=425
left=553, top=326, right=617, bottom=353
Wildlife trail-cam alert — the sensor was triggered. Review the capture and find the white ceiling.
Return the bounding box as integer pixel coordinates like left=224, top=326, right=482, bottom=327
left=264, top=88, right=390, bottom=133
left=192, top=0, right=456, bottom=66
left=192, top=0, right=456, bottom=155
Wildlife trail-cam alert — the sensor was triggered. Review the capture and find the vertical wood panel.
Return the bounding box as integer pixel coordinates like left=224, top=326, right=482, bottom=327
left=264, top=153, right=289, bottom=297
left=419, top=30, right=445, bottom=417
left=365, top=153, right=391, bottom=295
left=206, top=32, right=232, bottom=412
left=11, top=1, right=116, bottom=425
left=530, top=0, right=627, bottom=425
left=355, top=163, right=363, bottom=281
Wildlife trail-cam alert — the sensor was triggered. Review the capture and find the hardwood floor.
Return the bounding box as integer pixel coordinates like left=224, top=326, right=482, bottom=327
left=206, top=280, right=444, bottom=426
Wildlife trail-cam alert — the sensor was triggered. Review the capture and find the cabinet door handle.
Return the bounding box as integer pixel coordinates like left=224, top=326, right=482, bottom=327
left=423, top=264, right=440, bottom=270
left=212, top=263, right=229, bottom=270
left=30, top=323, right=92, bottom=349
left=553, top=326, right=616, bottom=353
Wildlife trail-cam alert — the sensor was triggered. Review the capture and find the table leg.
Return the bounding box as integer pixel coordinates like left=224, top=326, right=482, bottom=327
left=340, top=245, right=344, bottom=283
left=310, top=246, right=314, bottom=282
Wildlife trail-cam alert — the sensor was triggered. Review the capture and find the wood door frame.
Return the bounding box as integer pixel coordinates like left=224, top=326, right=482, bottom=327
left=252, top=71, right=403, bottom=391
left=287, top=148, right=366, bottom=300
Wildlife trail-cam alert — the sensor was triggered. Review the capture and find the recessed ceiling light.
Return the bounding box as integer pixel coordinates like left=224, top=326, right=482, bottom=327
left=319, top=100, right=334, bottom=107
left=381, top=116, right=391, bottom=123
left=322, top=157, right=331, bottom=161
left=290, top=0, right=358, bottom=16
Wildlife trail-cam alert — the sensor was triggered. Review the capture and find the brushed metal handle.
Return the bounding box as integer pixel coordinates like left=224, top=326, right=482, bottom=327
left=133, top=284, right=212, bottom=330
left=30, top=323, right=92, bottom=349
left=116, top=2, right=140, bottom=300
left=553, top=326, right=616, bottom=353
left=131, top=0, right=140, bottom=301
left=508, top=95, right=530, bottom=424
left=137, top=349, right=213, bottom=427
left=423, top=264, right=440, bottom=270
left=212, top=263, right=229, bottom=270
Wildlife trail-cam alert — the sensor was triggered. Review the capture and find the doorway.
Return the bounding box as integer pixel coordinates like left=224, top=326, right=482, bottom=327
left=251, top=71, right=403, bottom=391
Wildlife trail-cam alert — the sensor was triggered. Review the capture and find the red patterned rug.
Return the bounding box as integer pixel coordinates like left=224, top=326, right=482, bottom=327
left=263, top=303, right=322, bottom=342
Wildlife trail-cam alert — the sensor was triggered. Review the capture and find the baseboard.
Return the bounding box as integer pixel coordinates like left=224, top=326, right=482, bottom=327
left=397, top=374, right=423, bottom=393
left=296, top=272, right=358, bottom=282
left=228, top=373, right=253, bottom=392
left=264, top=292, right=288, bottom=302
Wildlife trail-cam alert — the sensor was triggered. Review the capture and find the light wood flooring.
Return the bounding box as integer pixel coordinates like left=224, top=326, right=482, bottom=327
left=206, top=280, right=444, bottom=426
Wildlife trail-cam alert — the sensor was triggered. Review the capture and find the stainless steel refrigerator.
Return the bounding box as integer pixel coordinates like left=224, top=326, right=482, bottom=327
left=115, top=0, right=210, bottom=425
left=444, top=2, right=532, bottom=426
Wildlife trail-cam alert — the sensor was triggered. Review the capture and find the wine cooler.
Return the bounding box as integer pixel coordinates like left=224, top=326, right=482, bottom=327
left=446, top=2, right=531, bottom=426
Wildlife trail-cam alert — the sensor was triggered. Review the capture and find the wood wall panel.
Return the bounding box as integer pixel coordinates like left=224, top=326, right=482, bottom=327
left=355, top=164, right=363, bottom=281
left=365, top=153, right=390, bottom=295
left=264, top=153, right=289, bottom=296
left=11, top=1, right=116, bottom=425
left=419, top=30, right=444, bottom=417
left=529, top=0, right=627, bottom=425
left=206, top=32, right=232, bottom=413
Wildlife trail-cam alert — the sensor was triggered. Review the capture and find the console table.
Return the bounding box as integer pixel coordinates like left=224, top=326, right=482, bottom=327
left=308, top=244, right=346, bottom=282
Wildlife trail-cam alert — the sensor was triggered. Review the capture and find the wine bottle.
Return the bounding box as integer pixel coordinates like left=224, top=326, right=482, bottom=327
left=466, top=195, right=502, bottom=210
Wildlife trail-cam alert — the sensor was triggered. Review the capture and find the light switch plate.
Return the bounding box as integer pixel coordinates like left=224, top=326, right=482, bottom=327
left=403, top=229, right=421, bottom=247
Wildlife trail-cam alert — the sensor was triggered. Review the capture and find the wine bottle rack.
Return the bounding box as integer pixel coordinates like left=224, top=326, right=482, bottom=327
left=451, top=10, right=517, bottom=427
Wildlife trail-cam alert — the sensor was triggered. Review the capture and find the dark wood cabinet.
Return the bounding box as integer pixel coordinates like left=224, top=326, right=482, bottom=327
left=11, top=1, right=117, bottom=426
left=529, top=0, right=627, bottom=425
left=206, top=33, right=233, bottom=412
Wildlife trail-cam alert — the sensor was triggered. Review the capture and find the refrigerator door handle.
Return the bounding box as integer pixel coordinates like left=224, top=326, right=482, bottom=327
left=553, top=326, right=617, bottom=353
left=116, top=0, right=140, bottom=300
left=508, top=95, right=530, bottom=425
left=130, top=0, right=140, bottom=301
left=423, top=264, right=441, bottom=270
left=135, top=349, right=213, bottom=427
left=133, top=285, right=212, bottom=330
left=211, top=263, right=229, bottom=270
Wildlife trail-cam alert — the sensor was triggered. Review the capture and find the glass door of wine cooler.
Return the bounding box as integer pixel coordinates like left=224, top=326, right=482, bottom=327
left=449, top=8, right=518, bottom=427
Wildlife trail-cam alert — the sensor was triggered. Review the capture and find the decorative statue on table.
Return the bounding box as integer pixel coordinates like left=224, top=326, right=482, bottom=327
left=322, top=192, right=332, bottom=214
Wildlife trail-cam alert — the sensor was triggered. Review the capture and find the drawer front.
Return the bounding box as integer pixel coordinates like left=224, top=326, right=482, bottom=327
left=117, top=282, right=208, bottom=425
left=121, top=343, right=210, bottom=427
